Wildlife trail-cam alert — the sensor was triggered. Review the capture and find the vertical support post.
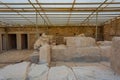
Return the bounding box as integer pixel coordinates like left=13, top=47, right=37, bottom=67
left=88, top=18, right=90, bottom=36
left=5, top=34, right=8, bottom=50
left=36, top=12, right=39, bottom=39
left=95, top=12, right=98, bottom=41
left=5, top=27, right=8, bottom=50
left=88, top=18, right=89, bottom=27
left=115, top=18, right=118, bottom=36
left=27, top=33, right=30, bottom=49
left=45, top=20, right=49, bottom=35
left=0, top=34, right=2, bottom=52
left=16, top=33, right=21, bottom=50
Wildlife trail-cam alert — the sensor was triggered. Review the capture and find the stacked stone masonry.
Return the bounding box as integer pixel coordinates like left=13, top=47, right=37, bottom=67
left=0, top=26, right=102, bottom=51
left=104, top=18, right=120, bottom=40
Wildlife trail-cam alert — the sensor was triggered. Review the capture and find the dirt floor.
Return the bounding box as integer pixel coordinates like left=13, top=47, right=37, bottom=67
left=0, top=50, right=33, bottom=68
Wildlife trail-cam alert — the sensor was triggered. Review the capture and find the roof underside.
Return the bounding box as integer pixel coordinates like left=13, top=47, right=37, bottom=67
left=0, top=0, right=120, bottom=27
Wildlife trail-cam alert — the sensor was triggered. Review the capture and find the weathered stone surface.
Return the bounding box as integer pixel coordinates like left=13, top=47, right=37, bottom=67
left=0, top=62, right=30, bottom=80
left=33, top=33, right=51, bottom=65
left=0, top=25, right=103, bottom=50
left=39, top=44, right=51, bottom=65
left=0, top=28, right=5, bottom=32
left=0, top=62, right=120, bottom=80
left=30, top=52, right=39, bottom=64
left=97, top=41, right=112, bottom=46
left=52, top=46, right=101, bottom=62
left=51, top=45, right=67, bottom=61
left=34, top=34, right=49, bottom=50
left=71, top=47, right=101, bottom=62
left=65, top=37, right=96, bottom=47
left=28, top=34, right=36, bottom=49
left=73, top=66, right=120, bottom=80
left=100, top=46, right=111, bottom=61
left=104, top=18, right=120, bottom=40
left=48, top=66, right=76, bottom=80
left=28, top=64, right=49, bottom=80
left=52, top=36, right=65, bottom=45
left=76, top=33, right=85, bottom=37
left=111, top=37, right=120, bottom=74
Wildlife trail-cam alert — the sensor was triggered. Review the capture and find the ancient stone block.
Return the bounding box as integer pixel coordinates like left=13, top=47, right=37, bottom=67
left=100, top=46, right=111, bottom=61
left=30, top=52, right=39, bottom=64
left=111, top=37, right=120, bottom=74
left=52, top=46, right=101, bottom=62
left=39, top=44, right=51, bottom=65
left=65, top=37, right=96, bottom=47
left=48, top=66, right=76, bottom=80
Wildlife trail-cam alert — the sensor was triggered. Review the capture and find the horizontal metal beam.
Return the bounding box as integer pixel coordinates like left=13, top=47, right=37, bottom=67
left=0, top=18, right=109, bottom=20
left=0, top=7, right=120, bottom=9
left=0, top=9, right=120, bottom=12
left=0, top=2, right=120, bottom=5
left=0, top=14, right=119, bottom=15
left=0, top=16, right=116, bottom=18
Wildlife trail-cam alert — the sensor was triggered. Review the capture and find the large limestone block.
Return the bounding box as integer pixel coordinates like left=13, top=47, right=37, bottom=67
left=76, top=47, right=100, bottom=57
left=0, top=62, right=30, bottom=80
left=48, top=66, right=76, bottom=80
left=30, top=52, right=39, bottom=64
left=97, top=41, right=112, bottom=46
left=111, top=37, right=120, bottom=74
left=65, top=37, right=96, bottom=47
left=63, top=47, right=77, bottom=61
left=51, top=45, right=67, bottom=61
left=52, top=44, right=67, bottom=49
left=52, top=46, right=101, bottom=62
left=39, top=44, right=51, bottom=65
left=70, top=47, right=101, bottom=62
left=73, top=66, right=120, bottom=80
left=100, top=46, right=111, bottom=61
left=28, top=64, right=49, bottom=80
left=52, top=36, right=65, bottom=45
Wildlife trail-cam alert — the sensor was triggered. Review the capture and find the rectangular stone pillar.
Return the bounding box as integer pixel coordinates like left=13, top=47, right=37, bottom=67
left=27, top=33, right=30, bottom=49
left=0, top=34, right=2, bottom=52
left=111, top=37, right=120, bottom=74
left=28, top=33, right=36, bottom=49
left=2, top=34, right=6, bottom=50
left=17, top=33, right=22, bottom=50
left=5, top=34, right=8, bottom=50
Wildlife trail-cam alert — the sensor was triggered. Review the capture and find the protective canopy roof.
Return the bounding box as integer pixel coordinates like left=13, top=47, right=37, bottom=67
left=0, top=0, right=120, bottom=27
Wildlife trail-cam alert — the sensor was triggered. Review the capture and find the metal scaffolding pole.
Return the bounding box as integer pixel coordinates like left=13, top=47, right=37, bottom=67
left=36, top=12, right=39, bottom=39
left=36, top=0, right=53, bottom=26
left=81, top=0, right=108, bottom=24
left=95, top=12, right=98, bottom=40
left=28, top=0, right=49, bottom=26
left=66, top=0, right=76, bottom=26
